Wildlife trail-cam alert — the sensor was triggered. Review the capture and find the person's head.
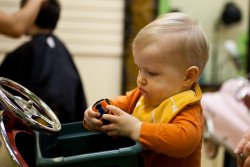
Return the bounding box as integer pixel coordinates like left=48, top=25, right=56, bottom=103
left=132, top=12, right=209, bottom=106
left=21, top=0, right=60, bottom=34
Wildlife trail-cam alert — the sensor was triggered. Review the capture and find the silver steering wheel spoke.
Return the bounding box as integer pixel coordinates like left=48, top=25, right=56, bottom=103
left=0, top=77, right=61, bottom=134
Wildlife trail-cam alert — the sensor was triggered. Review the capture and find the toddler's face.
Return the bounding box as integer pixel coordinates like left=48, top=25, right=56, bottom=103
left=134, top=44, right=188, bottom=106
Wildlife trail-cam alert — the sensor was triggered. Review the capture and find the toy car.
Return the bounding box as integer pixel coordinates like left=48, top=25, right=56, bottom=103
left=92, top=98, right=111, bottom=116
left=0, top=77, right=142, bottom=167
left=92, top=98, right=114, bottom=124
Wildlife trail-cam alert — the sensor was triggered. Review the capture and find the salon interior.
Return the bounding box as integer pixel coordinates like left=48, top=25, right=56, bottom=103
left=0, top=0, right=249, bottom=167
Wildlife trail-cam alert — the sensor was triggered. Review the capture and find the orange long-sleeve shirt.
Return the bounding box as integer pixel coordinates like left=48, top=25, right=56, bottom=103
left=110, top=87, right=203, bottom=167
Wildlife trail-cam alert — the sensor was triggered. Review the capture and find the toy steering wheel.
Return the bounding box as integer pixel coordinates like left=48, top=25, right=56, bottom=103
left=0, top=77, right=61, bottom=134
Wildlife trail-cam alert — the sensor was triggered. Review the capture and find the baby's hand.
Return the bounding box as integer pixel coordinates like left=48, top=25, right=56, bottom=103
left=101, top=105, right=142, bottom=141
left=83, top=106, right=103, bottom=131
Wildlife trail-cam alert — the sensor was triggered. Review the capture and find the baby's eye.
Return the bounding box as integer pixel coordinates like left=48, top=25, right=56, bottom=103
left=147, top=71, right=158, bottom=76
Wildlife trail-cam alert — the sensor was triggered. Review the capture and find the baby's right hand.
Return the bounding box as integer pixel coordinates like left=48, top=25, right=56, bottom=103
left=83, top=106, right=103, bottom=131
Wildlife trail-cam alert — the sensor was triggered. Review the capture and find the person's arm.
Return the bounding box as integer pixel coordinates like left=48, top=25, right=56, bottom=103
left=0, top=0, right=44, bottom=38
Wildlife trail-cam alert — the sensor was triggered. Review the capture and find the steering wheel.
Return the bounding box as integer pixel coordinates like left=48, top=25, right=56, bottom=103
left=0, top=77, right=61, bottom=134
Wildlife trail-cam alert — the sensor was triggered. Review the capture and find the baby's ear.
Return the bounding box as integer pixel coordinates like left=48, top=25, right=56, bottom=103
left=184, top=66, right=199, bottom=86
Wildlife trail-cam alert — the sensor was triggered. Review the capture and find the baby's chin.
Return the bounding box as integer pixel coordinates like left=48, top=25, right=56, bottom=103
left=143, top=97, right=161, bottom=107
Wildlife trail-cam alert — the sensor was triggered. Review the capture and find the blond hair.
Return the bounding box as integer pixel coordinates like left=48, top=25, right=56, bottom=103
left=133, top=12, right=209, bottom=75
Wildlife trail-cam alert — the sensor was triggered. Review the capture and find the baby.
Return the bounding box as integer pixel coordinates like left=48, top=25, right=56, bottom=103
left=84, top=12, right=209, bottom=167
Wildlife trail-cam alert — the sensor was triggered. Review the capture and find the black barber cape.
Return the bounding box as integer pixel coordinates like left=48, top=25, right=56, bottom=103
left=0, top=34, right=87, bottom=123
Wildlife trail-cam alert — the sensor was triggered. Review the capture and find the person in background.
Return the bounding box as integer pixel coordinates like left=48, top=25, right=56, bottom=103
left=83, top=12, right=209, bottom=167
left=0, top=0, right=87, bottom=123
left=235, top=128, right=250, bottom=167
left=0, top=0, right=45, bottom=38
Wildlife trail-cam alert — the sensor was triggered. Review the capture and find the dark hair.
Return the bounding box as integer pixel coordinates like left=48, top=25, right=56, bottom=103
left=21, top=0, right=60, bottom=29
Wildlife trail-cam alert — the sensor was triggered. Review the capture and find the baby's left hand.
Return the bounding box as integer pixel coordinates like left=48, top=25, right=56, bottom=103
left=101, top=105, right=142, bottom=141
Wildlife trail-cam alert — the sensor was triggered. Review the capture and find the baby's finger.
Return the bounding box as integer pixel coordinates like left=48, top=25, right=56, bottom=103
left=88, top=109, right=101, bottom=118
left=102, top=113, right=118, bottom=123
left=106, top=130, right=118, bottom=136
left=101, top=123, right=116, bottom=132
left=84, top=114, right=103, bottom=130
left=101, top=124, right=119, bottom=136
left=106, top=105, right=122, bottom=116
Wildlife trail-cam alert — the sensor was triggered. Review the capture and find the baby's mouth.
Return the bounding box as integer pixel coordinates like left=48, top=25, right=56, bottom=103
left=139, top=87, right=146, bottom=95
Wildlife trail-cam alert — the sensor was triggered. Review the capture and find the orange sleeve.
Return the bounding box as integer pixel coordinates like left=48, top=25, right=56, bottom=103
left=110, top=88, right=141, bottom=114
left=140, top=104, right=203, bottom=158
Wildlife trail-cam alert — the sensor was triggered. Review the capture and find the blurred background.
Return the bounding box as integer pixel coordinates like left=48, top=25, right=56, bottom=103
left=0, top=0, right=249, bottom=166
